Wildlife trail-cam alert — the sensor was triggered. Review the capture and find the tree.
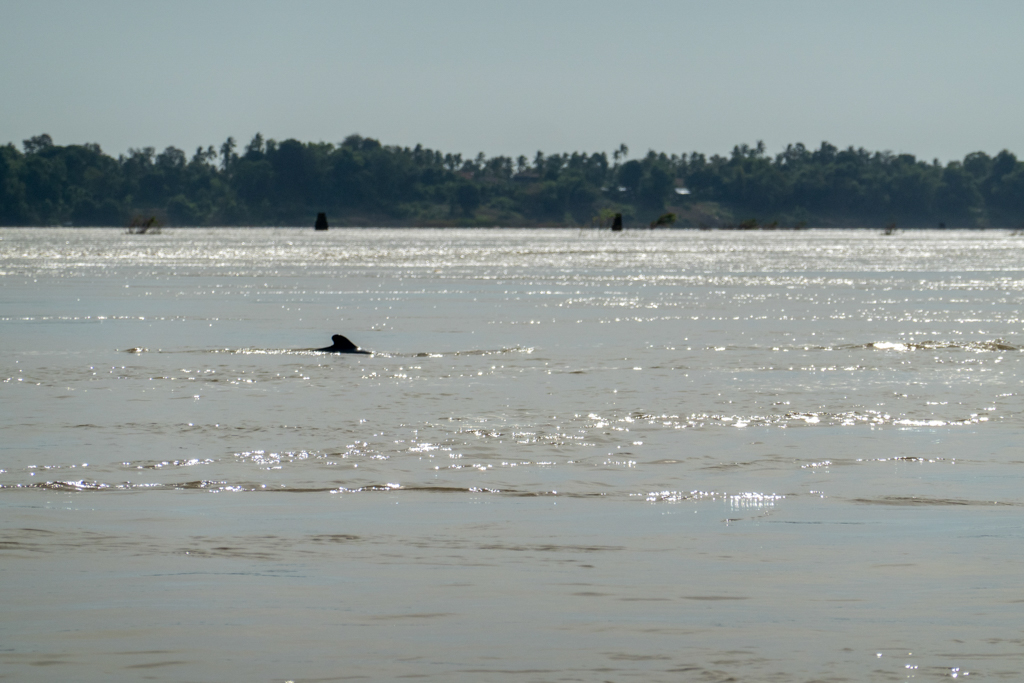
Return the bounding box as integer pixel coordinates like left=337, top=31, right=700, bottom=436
left=454, top=182, right=480, bottom=216
left=639, top=163, right=674, bottom=209
left=72, top=197, right=122, bottom=226
left=935, top=163, right=982, bottom=225
left=244, top=133, right=265, bottom=159
left=231, top=159, right=275, bottom=206
left=613, top=143, right=629, bottom=165
left=618, top=160, right=643, bottom=196
left=220, top=137, right=237, bottom=171
left=962, top=152, right=991, bottom=180
left=192, top=146, right=217, bottom=166
left=23, top=134, right=53, bottom=154
left=0, top=144, right=29, bottom=224
left=533, top=151, right=545, bottom=175
left=988, top=154, right=1024, bottom=224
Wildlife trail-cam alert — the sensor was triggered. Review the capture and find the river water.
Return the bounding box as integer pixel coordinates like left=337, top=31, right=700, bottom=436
left=2, top=227, right=1023, bottom=682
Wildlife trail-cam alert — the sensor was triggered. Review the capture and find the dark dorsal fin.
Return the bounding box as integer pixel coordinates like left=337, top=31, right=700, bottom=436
left=316, top=334, right=368, bottom=353
left=330, top=334, right=358, bottom=351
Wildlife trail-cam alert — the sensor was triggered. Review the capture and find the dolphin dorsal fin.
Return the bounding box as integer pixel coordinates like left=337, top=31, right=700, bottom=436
left=331, top=335, right=358, bottom=352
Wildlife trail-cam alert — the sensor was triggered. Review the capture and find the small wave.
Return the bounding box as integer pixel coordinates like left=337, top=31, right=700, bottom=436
left=852, top=496, right=1015, bottom=507
left=151, top=346, right=533, bottom=357
left=142, top=347, right=356, bottom=356
left=636, top=490, right=785, bottom=506
left=867, top=339, right=1017, bottom=352
left=453, top=346, right=534, bottom=356
left=406, top=346, right=534, bottom=358
left=1, top=480, right=697, bottom=501
left=0, top=480, right=508, bottom=495
left=124, top=458, right=215, bottom=470
left=0, top=479, right=237, bottom=492
left=363, top=347, right=534, bottom=358
left=211, top=348, right=334, bottom=355
left=8, top=480, right=113, bottom=491
left=708, top=340, right=1017, bottom=353
left=621, top=409, right=987, bottom=430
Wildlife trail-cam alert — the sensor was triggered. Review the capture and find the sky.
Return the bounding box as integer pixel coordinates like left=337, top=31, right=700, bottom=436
left=2, top=0, right=1023, bottom=163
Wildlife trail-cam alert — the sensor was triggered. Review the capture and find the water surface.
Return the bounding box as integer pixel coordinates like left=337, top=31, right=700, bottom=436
left=3, top=228, right=1024, bottom=681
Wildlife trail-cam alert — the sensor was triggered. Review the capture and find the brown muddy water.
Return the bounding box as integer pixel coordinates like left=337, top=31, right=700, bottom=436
left=2, top=228, right=1024, bottom=682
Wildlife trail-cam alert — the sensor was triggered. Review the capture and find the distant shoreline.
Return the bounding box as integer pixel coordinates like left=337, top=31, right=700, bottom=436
left=4, top=134, right=1022, bottom=230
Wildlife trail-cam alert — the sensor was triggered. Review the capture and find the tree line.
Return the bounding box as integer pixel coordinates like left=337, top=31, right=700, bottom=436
left=2, top=133, right=1023, bottom=228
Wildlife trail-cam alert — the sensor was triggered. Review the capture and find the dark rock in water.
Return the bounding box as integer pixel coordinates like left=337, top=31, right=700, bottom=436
left=317, top=334, right=369, bottom=354
left=315, top=212, right=329, bottom=231
left=611, top=213, right=623, bottom=231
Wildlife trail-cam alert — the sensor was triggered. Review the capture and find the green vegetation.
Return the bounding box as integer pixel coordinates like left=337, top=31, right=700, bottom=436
left=2, top=133, right=1023, bottom=227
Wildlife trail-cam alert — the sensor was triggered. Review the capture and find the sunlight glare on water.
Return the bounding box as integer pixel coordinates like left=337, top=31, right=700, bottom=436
left=2, top=228, right=1024, bottom=682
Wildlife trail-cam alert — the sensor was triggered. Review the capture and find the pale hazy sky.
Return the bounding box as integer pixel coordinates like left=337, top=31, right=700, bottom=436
left=2, top=0, right=1022, bottom=162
